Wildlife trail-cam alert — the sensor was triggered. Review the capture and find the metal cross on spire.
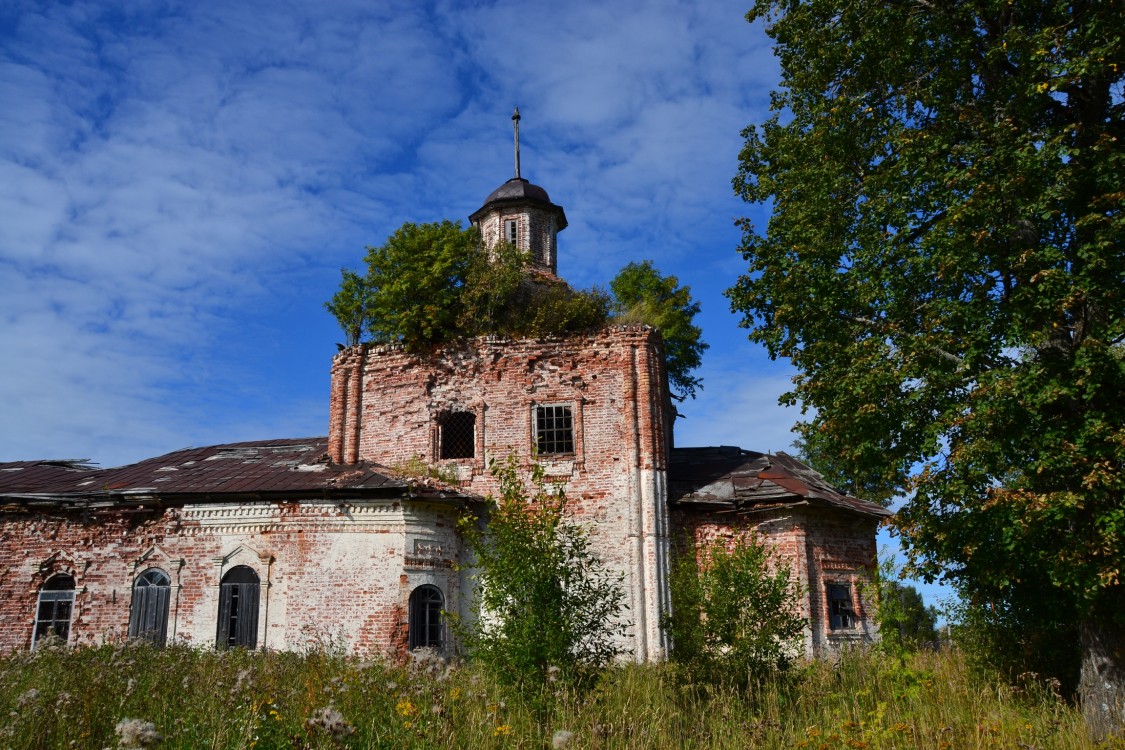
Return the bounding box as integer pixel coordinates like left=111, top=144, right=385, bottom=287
left=512, top=106, right=521, bottom=179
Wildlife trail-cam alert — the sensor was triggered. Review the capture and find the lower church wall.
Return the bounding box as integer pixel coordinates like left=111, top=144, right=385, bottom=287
left=0, top=500, right=463, bottom=658
left=669, top=507, right=881, bottom=657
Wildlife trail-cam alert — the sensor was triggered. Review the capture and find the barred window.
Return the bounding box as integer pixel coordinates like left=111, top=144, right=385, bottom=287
left=409, top=585, right=444, bottom=650
left=535, top=404, right=574, bottom=455
left=439, top=411, right=475, bottom=459
left=33, top=574, right=75, bottom=647
left=828, top=584, right=855, bottom=630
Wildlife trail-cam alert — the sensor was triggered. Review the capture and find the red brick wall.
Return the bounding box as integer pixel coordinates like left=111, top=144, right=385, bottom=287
left=0, top=500, right=463, bottom=657
left=329, top=327, right=674, bottom=660
left=670, top=506, right=881, bottom=657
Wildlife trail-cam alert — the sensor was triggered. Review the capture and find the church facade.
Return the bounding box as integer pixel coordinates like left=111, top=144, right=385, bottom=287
left=0, top=132, right=889, bottom=660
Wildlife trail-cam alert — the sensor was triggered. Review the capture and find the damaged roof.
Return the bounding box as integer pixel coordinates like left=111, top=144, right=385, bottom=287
left=669, top=446, right=891, bottom=519
left=0, top=437, right=467, bottom=508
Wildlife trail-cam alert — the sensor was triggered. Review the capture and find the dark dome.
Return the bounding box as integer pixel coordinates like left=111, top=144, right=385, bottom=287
left=483, top=177, right=552, bottom=204
left=469, top=177, right=568, bottom=230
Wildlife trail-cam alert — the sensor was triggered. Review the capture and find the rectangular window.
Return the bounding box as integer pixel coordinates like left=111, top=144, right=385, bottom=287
left=535, top=404, right=574, bottom=455
left=504, top=219, right=519, bottom=247
left=439, top=411, right=475, bottom=459
left=828, top=584, right=855, bottom=630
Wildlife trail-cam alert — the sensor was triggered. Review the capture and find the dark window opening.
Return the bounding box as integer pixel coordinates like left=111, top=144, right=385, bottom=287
left=217, top=565, right=260, bottom=649
left=409, top=585, right=444, bottom=650
left=34, top=574, right=75, bottom=647
left=828, top=584, right=855, bottom=630
left=440, top=411, right=475, bottom=459
left=535, top=404, right=574, bottom=455
left=129, top=569, right=171, bottom=645
left=505, top=219, right=519, bottom=246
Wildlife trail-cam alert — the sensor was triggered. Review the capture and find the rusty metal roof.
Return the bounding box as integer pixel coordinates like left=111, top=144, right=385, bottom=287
left=669, top=446, right=891, bottom=519
left=0, top=438, right=468, bottom=507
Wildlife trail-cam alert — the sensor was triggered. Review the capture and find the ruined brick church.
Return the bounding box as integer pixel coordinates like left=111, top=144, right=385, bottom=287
left=0, top=121, right=889, bottom=660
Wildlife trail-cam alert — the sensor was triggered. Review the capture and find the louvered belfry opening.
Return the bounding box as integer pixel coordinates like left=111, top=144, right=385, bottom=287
left=439, top=411, right=475, bottom=460
left=129, top=568, right=171, bottom=645
left=217, top=565, right=260, bottom=649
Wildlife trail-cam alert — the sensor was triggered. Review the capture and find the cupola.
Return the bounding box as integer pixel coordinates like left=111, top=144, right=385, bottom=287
left=469, top=108, right=567, bottom=276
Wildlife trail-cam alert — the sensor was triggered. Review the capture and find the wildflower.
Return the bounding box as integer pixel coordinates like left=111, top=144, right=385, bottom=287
left=396, top=699, right=418, bottom=718
left=493, top=724, right=512, bottom=737
left=115, top=718, right=162, bottom=749
left=233, top=668, right=253, bottom=693
left=431, top=703, right=445, bottom=716
left=552, top=729, right=574, bottom=748
left=449, top=687, right=462, bottom=701
left=305, top=705, right=356, bottom=739
left=546, top=665, right=560, bottom=683
left=17, top=688, right=40, bottom=708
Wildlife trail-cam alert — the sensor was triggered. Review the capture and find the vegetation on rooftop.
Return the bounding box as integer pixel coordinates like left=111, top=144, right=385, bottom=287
left=325, top=221, right=707, bottom=401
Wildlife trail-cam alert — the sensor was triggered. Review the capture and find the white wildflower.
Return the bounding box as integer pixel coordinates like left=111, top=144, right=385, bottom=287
left=306, top=705, right=356, bottom=739
left=115, top=718, right=162, bottom=749
left=552, top=729, right=575, bottom=748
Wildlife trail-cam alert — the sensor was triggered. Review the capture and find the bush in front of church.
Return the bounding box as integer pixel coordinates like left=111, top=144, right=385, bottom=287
left=455, top=455, right=627, bottom=687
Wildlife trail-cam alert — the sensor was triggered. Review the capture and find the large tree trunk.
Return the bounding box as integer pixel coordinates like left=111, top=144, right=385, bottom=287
left=1080, top=598, right=1125, bottom=741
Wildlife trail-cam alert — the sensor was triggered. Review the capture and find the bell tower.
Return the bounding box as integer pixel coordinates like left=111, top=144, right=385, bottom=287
left=469, top=108, right=568, bottom=276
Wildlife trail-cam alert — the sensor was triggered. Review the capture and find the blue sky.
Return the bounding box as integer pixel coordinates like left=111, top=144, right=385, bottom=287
left=0, top=0, right=949, bottom=611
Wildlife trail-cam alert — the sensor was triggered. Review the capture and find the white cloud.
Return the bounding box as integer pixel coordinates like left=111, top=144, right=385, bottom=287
left=0, top=0, right=784, bottom=469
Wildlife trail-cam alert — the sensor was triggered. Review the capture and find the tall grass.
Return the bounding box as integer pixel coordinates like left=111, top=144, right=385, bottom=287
left=0, top=642, right=1111, bottom=749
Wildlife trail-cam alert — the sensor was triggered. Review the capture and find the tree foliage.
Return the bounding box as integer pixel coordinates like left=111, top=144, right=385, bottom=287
left=666, top=534, right=806, bottom=684
left=327, top=226, right=706, bottom=406
left=456, top=455, right=626, bottom=686
left=728, top=0, right=1124, bottom=726
left=611, top=260, right=709, bottom=401
left=326, top=221, right=611, bottom=351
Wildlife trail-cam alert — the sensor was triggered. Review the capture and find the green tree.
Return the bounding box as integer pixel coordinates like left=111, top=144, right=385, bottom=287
left=727, top=0, right=1124, bottom=735
left=323, top=269, right=373, bottom=347
left=876, top=581, right=940, bottom=652
left=457, top=455, right=626, bottom=686
left=611, top=260, right=709, bottom=402
left=362, top=220, right=478, bottom=348
left=666, top=534, right=806, bottom=684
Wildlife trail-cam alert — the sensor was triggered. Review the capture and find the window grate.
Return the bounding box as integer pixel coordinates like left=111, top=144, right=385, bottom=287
left=439, top=411, right=475, bottom=459
left=535, top=405, right=574, bottom=455
left=409, top=585, right=444, bottom=650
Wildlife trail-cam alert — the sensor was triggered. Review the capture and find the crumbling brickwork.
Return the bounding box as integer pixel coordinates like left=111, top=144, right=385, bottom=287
left=0, top=500, right=463, bottom=656
left=329, top=327, right=673, bottom=660
left=671, top=506, right=881, bottom=656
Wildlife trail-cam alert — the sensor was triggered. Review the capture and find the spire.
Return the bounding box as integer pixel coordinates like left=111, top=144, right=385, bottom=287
left=512, top=106, right=521, bottom=179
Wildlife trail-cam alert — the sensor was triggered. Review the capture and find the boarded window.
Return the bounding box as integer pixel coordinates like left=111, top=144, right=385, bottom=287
left=828, top=584, right=855, bottom=630
left=409, top=585, right=444, bottom=650
left=439, top=411, right=475, bottom=459
left=217, top=565, right=260, bottom=649
left=33, top=574, right=75, bottom=647
left=535, top=404, right=574, bottom=455
left=129, top=569, right=171, bottom=645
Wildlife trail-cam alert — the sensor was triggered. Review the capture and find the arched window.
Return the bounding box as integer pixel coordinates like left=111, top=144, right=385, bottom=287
left=128, top=569, right=171, bottom=645
left=34, top=574, right=75, bottom=647
left=216, top=566, right=260, bottom=649
left=409, top=585, right=444, bottom=650
left=439, top=411, right=475, bottom=459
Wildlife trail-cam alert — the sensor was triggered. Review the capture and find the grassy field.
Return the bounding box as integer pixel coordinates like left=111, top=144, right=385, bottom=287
left=0, top=641, right=1114, bottom=749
